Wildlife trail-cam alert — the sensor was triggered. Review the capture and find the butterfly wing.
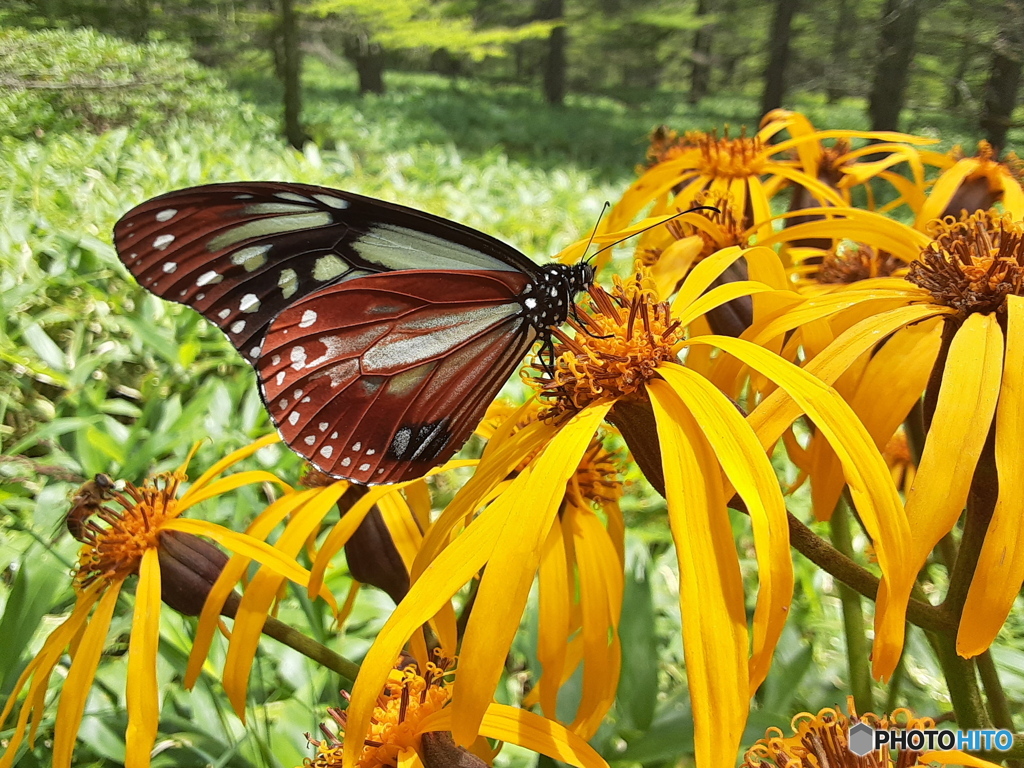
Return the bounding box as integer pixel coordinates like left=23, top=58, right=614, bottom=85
left=259, top=269, right=536, bottom=484
left=113, top=181, right=539, bottom=361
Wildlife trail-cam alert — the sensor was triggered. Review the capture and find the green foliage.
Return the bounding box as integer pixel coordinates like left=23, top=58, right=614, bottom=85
left=0, top=27, right=269, bottom=140
left=306, top=0, right=551, bottom=61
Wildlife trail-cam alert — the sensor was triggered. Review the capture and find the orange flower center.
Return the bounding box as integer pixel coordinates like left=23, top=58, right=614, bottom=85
left=73, top=472, right=183, bottom=587
left=818, top=241, right=904, bottom=284
left=907, top=209, right=1024, bottom=316
left=306, top=659, right=454, bottom=768
left=686, top=129, right=767, bottom=178
left=529, top=269, right=683, bottom=417
left=741, top=697, right=933, bottom=768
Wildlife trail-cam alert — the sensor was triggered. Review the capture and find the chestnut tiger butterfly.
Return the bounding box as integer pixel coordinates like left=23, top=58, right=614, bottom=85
left=114, top=182, right=594, bottom=485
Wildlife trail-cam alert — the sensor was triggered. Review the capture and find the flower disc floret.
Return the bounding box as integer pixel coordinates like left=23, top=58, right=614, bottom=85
left=908, top=209, right=1024, bottom=316
left=307, top=659, right=454, bottom=768
left=687, top=129, right=767, bottom=178
left=531, top=271, right=683, bottom=417
left=74, top=471, right=184, bottom=588
left=818, top=241, right=904, bottom=284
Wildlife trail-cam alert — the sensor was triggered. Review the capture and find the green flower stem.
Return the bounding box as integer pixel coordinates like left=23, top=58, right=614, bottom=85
left=786, top=512, right=953, bottom=632
left=977, top=649, right=1017, bottom=731
left=261, top=614, right=361, bottom=682
left=931, top=629, right=989, bottom=729
left=220, top=591, right=361, bottom=682
left=829, top=500, right=874, bottom=712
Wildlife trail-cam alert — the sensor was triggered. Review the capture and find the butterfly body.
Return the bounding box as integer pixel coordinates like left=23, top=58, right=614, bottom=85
left=114, top=182, right=593, bottom=483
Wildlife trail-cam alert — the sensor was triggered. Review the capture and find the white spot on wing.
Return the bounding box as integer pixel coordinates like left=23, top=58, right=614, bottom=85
left=299, top=309, right=318, bottom=328
left=162, top=262, right=177, bottom=274
left=525, top=298, right=537, bottom=309
left=319, top=422, right=329, bottom=432
left=290, top=346, right=307, bottom=369
left=341, top=457, right=352, bottom=467
left=314, top=194, right=350, bottom=209
left=217, top=308, right=231, bottom=320
left=231, top=244, right=272, bottom=272
left=275, top=371, right=285, bottom=386
left=320, top=445, right=333, bottom=459
left=239, top=293, right=260, bottom=313
left=288, top=412, right=300, bottom=426
left=278, top=268, right=298, bottom=299
left=153, top=234, right=175, bottom=250
left=197, top=270, right=222, bottom=287
left=313, top=255, right=347, bottom=282
left=156, top=208, right=177, bottom=222
left=230, top=320, right=246, bottom=334
left=366, top=449, right=376, bottom=456
left=304, top=435, right=316, bottom=445
left=207, top=212, right=331, bottom=251
left=359, top=463, right=371, bottom=472
left=352, top=442, right=361, bottom=451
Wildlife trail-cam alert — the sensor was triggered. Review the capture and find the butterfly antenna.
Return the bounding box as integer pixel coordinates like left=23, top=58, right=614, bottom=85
left=589, top=204, right=720, bottom=261
left=582, top=201, right=611, bottom=265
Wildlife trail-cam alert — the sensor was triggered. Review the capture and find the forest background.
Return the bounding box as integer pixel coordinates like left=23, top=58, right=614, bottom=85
left=1, top=0, right=1023, bottom=767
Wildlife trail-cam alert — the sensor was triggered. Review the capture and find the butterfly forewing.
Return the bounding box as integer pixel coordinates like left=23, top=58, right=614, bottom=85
left=113, top=182, right=540, bottom=361
left=259, top=270, right=536, bottom=483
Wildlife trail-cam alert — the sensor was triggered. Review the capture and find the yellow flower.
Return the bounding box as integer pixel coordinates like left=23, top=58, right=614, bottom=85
left=915, top=140, right=1024, bottom=228
left=340, top=240, right=906, bottom=768
left=741, top=698, right=1002, bottom=768
left=609, top=111, right=934, bottom=246
left=0, top=435, right=321, bottom=768
left=738, top=208, right=1024, bottom=669
left=299, top=655, right=605, bottom=768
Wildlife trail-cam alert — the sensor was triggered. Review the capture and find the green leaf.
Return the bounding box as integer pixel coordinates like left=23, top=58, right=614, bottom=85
left=0, top=548, right=66, bottom=693
left=20, top=323, right=67, bottom=372
left=616, top=550, right=658, bottom=732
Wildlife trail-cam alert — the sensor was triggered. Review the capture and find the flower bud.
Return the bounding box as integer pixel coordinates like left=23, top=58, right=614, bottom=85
left=157, top=530, right=239, bottom=617
left=340, top=486, right=411, bottom=604
left=421, top=732, right=488, bottom=768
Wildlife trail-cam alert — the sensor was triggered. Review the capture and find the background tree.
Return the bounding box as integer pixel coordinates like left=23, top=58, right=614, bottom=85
left=760, top=0, right=800, bottom=117
left=537, top=0, right=567, bottom=106
left=980, top=0, right=1024, bottom=151
left=689, top=0, right=713, bottom=104
left=868, top=0, right=924, bottom=131
left=281, top=0, right=305, bottom=147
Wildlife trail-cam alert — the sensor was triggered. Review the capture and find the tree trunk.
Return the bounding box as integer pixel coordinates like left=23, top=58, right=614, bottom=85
left=689, top=0, right=713, bottom=104
left=759, top=0, right=800, bottom=117
left=538, top=0, right=567, bottom=106
left=867, top=0, right=923, bottom=131
left=281, top=0, right=305, bottom=150
left=947, top=42, right=973, bottom=110
left=980, top=0, right=1024, bottom=153
left=825, top=0, right=856, bottom=103
left=343, top=34, right=386, bottom=95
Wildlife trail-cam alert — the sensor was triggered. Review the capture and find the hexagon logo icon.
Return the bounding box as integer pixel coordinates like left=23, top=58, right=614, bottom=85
left=848, top=722, right=875, bottom=757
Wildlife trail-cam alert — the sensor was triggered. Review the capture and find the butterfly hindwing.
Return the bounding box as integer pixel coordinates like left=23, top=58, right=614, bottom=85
left=258, top=269, right=537, bottom=484
left=113, top=181, right=540, bottom=362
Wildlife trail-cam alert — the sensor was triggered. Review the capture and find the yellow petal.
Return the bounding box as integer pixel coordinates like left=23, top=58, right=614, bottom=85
left=683, top=334, right=912, bottom=679
left=648, top=380, right=748, bottom=768
left=309, top=484, right=410, bottom=598
left=675, top=281, right=776, bottom=329
left=178, top=470, right=291, bottom=513
left=657, top=363, right=791, bottom=693
left=162, top=518, right=331, bottom=604
left=452, top=403, right=611, bottom=745
left=183, top=433, right=281, bottom=499
left=126, top=549, right=161, bottom=768
left=223, top=484, right=346, bottom=717
left=418, top=704, right=608, bottom=768
left=568, top=505, right=623, bottom=739
left=53, top=579, right=124, bottom=768
left=536, top=520, right=571, bottom=719
left=412, top=420, right=556, bottom=581
left=184, top=489, right=317, bottom=689
left=914, top=159, right=979, bottom=229
left=905, top=314, right=1003, bottom=567
left=959, top=295, right=1024, bottom=656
